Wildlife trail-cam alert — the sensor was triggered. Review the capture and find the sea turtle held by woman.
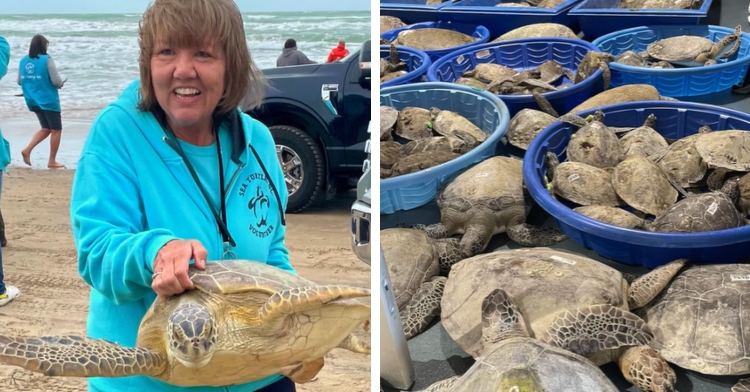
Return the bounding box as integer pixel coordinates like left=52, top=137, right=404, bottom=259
left=646, top=25, right=742, bottom=66
left=382, top=228, right=463, bottom=339
left=413, top=156, right=568, bottom=259
left=637, top=263, right=750, bottom=392
left=0, top=260, right=371, bottom=387
left=441, top=248, right=686, bottom=392
left=419, top=289, right=624, bottom=392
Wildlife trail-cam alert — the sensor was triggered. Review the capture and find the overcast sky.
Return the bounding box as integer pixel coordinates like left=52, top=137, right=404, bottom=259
left=0, top=0, right=370, bottom=14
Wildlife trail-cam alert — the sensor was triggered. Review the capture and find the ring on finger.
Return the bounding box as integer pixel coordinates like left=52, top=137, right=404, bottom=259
left=152, top=271, right=163, bottom=279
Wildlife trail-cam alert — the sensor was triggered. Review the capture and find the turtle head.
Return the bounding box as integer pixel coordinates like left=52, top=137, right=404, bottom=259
left=719, top=176, right=741, bottom=204
left=167, top=302, right=218, bottom=368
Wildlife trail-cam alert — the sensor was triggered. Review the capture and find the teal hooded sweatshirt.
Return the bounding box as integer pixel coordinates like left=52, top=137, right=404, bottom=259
left=70, top=80, right=294, bottom=392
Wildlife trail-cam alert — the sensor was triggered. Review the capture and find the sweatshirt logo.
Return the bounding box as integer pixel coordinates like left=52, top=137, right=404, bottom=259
left=239, top=172, right=274, bottom=238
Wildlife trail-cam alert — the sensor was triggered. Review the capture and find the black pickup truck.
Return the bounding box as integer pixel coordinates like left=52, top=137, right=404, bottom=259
left=243, top=40, right=372, bottom=213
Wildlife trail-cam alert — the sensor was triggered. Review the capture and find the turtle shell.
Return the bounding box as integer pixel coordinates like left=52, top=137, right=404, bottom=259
left=389, top=150, right=461, bottom=177
left=463, top=63, right=516, bottom=83
left=380, top=16, right=406, bottom=34
left=441, top=247, right=627, bottom=357
left=613, top=154, right=678, bottom=216
left=552, top=161, right=621, bottom=206
left=641, top=264, right=750, bottom=375
left=695, top=130, right=750, bottom=172
left=567, top=120, right=622, bottom=169
left=650, top=191, right=744, bottom=232
left=437, top=156, right=524, bottom=220
left=431, top=109, right=488, bottom=144
left=380, top=106, right=398, bottom=141
left=381, top=228, right=439, bottom=310
left=395, top=107, right=433, bottom=141
left=447, top=337, right=618, bottom=391
left=574, top=205, right=646, bottom=229
left=397, top=28, right=477, bottom=50
left=507, top=109, right=556, bottom=150
left=493, top=23, right=577, bottom=42
left=646, top=36, right=714, bottom=62
left=568, top=85, right=663, bottom=115
left=657, top=134, right=707, bottom=187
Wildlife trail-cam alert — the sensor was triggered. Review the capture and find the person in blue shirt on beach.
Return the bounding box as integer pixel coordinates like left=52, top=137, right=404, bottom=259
left=17, top=34, right=67, bottom=169
left=0, top=34, right=20, bottom=306
left=70, top=0, right=296, bottom=391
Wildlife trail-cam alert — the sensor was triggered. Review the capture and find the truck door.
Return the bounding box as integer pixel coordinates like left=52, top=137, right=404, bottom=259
left=340, top=40, right=372, bottom=173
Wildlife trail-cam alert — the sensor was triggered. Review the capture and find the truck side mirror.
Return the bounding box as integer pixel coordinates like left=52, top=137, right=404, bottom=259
left=358, top=40, right=371, bottom=84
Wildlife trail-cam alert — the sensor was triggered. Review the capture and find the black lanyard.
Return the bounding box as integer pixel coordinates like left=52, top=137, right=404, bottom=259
left=162, top=126, right=236, bottom=248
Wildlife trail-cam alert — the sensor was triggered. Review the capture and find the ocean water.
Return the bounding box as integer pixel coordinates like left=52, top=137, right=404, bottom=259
left=0, top=11, right=371, bottom=122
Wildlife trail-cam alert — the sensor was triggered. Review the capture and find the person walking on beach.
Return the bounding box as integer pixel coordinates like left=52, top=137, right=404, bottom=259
left=276, top=38, right=316, bottom=67
left=17, top=34, right=66, bottom=169
left=0, top=33, right=20, bottom=306
left=326, top=40, right=349, bottom=63
left=70, top=0, right=296, bottom=390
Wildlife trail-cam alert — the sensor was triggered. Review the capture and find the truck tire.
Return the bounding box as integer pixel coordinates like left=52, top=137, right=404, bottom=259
left=269, top=125, right=326, bottom=213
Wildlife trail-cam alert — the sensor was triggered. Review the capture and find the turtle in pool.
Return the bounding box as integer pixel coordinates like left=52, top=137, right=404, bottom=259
left=429, top=108, right=488, bottom=145
left=619, top=0, right=702, bottom=9
left=694, top=129, right=750, bottom=189
left=461, top=63, right=517, bottom=83
left=395, top=107, right=433, bottom=141
left=386, top=150, right=462, bottom=178
left=534, top=59, right=566, bottom=84
left=545, top=153, right=622, bottom=207
left=487, top=73, right=561, bottom=117
left=559, top=110, right=623, bottom=169
left=382, top=228, right=463, bottom=339
left=495, top=1, right=532, bottom=6
left=454, top=77, right=489, bottom=89
left=402, top=134, right=478, bottom=156
left=613, top=152, right=679, bottom=216
left=507, top=108, right=557, bottom=150
left=380, top=106, right=399, bottom=141
left=655, top=125, right=713, bottom=188
left=618, top=113, right=669, bottom=159
left=441, top=247, right=686, bottom=392
left=0, top=260, right=370, bottom=387
left=381, top=141, right=403, bottom=178
left=492, top=23, right=577, bottom=42
left=413, top=156, right=568, bottom=259
left=567, top=84, right=676, bottom=115
left=648, top=177, right=745, bottom=233
left=564, top=51, right=615, bottom=90
left=573, top=205, right=650, bottom=229
left=396, top=28, right=478, bottom=50
left=637, top=263, right=750, bottom=392
left=380, top=16, right=407, bottom=34
left=646, top=25, right=742, bottom=66
left=419, top=289, right=621, bottom=392
left=615, top=50, right=649, bottom=67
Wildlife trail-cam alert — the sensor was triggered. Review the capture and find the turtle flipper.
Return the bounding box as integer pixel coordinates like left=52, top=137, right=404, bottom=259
left=421, top=375, right=460, bottom=392
left=506, top=223, right=568, bottom=247
left=258, top=286, right=371, bottom=322
left=282, top=357, right=324, bottom=384
left=732, top=378, right=750, bottom=392
left=460, top=223, right=494, bottom=258
left=541, top=305, right=653, bottom=357
left=617, top=345, right=676, bottom=392
left=627, top=258, right=686, bottom=309
left=414, top=222, right=449, bottom=238
left=336, top=334, right=370, bottom=354
left=0, top=335, right=164, bottom=378
left=433, top=238, right=462, bottom=274
left=400, top=276, right=446, bottom=339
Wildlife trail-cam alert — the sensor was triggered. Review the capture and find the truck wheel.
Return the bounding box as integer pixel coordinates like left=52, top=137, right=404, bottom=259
left=269, top=125, right=326, bottom=213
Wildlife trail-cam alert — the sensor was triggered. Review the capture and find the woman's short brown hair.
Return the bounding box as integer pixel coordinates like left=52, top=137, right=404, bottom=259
left=137, top=0, right=266, bottom=114
left=29, top=34, right=49, bottom=59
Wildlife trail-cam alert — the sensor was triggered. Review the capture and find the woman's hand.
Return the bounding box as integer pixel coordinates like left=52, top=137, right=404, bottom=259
left=152, top=239, right=207, bottom=297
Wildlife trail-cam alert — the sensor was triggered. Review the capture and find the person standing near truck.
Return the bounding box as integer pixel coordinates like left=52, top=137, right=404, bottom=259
left=326, top=40, right=349, bottom=63
left=276, top=38, right=316, bottom=67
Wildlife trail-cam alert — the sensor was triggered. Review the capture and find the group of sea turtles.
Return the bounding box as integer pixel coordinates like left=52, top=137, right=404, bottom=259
left=380, top=105, right=488, bottom=179
left=545, top=111, right=750, bottom=233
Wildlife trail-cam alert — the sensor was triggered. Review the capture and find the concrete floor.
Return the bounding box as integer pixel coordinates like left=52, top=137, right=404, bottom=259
left=380, top=0, right=750, bottom=390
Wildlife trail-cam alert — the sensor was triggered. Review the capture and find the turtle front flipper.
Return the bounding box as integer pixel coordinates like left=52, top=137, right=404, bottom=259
left=413, top=222, right=449, bottom=239
left=540, top=305, right=653, bottom=357
left=617, top=345, right=676, bottom=392
left=258, top=286, right=371, bottom=323
left=434, top=237, right=462, bottom=274
left=400, top=276, right=446, bottom=339
left=0, top=335, right=165, bottom=378
left=480, top=289, right=530, bottom=351
left=627, top=258, right=686, bottom=309
left=506, top=223, right=568, bottom=247
left=421, top=375, right=460, bottom=392
left=336, top=333, right=370, bottom=354
left=460, top=223, right=494, bottom=258
left=282, top=357, right=324, bottom=384
left=732, top=378, right=750, bottom=392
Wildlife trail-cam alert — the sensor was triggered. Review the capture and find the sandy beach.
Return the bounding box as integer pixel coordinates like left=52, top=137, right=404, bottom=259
left=0, top=167, right=371, bottom=391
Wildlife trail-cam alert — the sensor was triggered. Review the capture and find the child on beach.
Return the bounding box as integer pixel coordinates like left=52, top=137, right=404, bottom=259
left=17, top=34, right=66, bottom=169
left=0, top=33, right=20, bottom=306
